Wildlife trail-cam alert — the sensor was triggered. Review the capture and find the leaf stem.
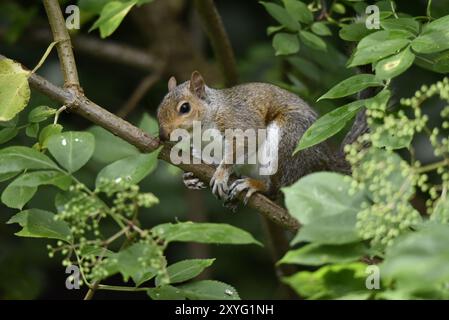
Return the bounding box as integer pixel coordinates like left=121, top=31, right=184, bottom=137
left=96, top=284, right=150, bottom=292
left=426, top=0, right=433, bottom=19
left=31, top=41, right=59, bottom=74
left=53, top=105, right=67, bottom=124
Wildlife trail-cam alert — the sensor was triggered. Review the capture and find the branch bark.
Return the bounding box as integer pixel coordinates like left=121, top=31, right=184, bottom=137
left=42, top=0, right=80, bottom=89
left=194, top=0, right=238, bottom=86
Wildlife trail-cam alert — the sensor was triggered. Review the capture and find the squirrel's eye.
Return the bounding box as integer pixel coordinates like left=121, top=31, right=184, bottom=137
left=179, top=102, right=191, bottom=114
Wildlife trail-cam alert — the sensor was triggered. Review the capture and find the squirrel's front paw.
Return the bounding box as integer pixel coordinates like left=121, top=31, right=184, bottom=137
left=210, top=167, right=230, bottom=200
left=183, top=172, right=206, bottom=190
left=228, top=178, right=265, bottom=205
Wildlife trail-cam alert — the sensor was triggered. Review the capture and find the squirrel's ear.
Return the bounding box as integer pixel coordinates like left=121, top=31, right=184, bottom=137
left=189, top=71, right=205, bottom=98
left=168, top=76, right=177, bottom=92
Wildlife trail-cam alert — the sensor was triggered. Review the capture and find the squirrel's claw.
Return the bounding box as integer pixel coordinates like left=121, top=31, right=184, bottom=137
left=183, top=172, right=207, bottom=190
left=228, top=178, right=260, bottom=205
left=210, top=168, right=230, bottom=200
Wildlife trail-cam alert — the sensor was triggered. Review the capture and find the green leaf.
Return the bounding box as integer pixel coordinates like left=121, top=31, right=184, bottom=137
left=0, top=146, right=59, bottom=174
left=348, top=31, right=410, bottom=67
left=294, top=100, right=366, bottom=152
left=27, top=106, right=56, bottom=123
left=430, top=197, right=449, bottom=224
left=365, top=88, right=391, bottom=110
left=260, top=2, right=301, bottom=31
left=318, top=74, right=382, bottom=101
left=411, top=30, right=449, bottom=54
left=0, top=58, right=30, bottom=121
left=89, top=0, right=137, bottom=38
left=7, top=209, right=72, bottom=242
left=1, top=184, right=35, bottom=210
left=155, top=259, right=215, bottom=286
left=414, top=51, right=449, bottom=74
left=267, top=25, right=284, bottom=35
left=39, top=124, right=63, bottom=149
left=375, top=47, right=415, bottom=80
left=138, top=113, right=159, bottom=137
left=381, top=224, right=449, bottom=292
left=95, top=150, right=160, bottom=188
left=299, top=30, right=327, bottom=51
left=291, top=212, right=360, bottom=245
left=283, top=263, right=369, bottom=299
left=279, top=243, right=369, bottom=266
left=311, top=22, right=331, bottom=36
left=148, top=285, right=186, bottom=300
left=152, top=222, right=262, bottom=246
left=339, top=22, right=374, bottom=42
left=176, top=280, right=240, bottom=300
left=88, top=126, right=139, bottom=164
left=25, top=123, right=39, bottom=138
left=0, top=115, right=19, bottom=128
left=47, top=131, right=95, bottom=173
left=0, top=172, right=19, bottom=183
left=79, top=244, right=113, bottom=257
left=332, top=3, right=346, bottom=14
left=282, top=0, right=313, bottom=24
left=371, top=121, right=413, bottom=150
left=272, top=32, right=300, bottom=56
left=422, top=14, right=449, bottom=32
left=1, top=171, right=71, bottom=209
left=381, top=18, right=419, bottom=35
left=282, top=172, right=366, bottom=225
left=0, top=127, right=19, bottom=144
left=114, top=242, right=162, bottom=284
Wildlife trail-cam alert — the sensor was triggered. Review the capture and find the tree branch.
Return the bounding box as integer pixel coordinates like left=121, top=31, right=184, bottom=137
left=43, top=0, right=80, bottom=89
left=194, top=0, right=238, bottom=86
left=0, top=53, right=299, bottom=231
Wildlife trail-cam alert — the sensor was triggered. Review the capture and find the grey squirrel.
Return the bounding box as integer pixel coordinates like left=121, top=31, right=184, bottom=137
left=157, top=71, right=365, bottom=205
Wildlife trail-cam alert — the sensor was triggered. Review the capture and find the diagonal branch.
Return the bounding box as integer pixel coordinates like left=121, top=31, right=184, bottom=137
left=43, top=0, right=80, bottom=89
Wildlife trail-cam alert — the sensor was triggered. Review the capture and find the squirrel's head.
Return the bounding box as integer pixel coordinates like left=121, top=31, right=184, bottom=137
left=157, top=71, right=208, bottom=141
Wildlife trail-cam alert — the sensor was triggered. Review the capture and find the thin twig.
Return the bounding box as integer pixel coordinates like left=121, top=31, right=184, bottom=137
left=194, top=0, right=238, bottom=86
